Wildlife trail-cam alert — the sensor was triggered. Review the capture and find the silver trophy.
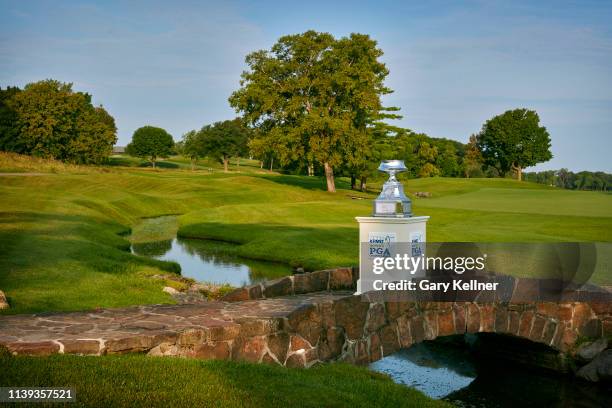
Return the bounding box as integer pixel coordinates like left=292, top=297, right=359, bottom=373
left=373, top=160, right=412, bottom=217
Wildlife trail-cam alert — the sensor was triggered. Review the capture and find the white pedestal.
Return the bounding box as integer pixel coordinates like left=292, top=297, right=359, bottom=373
left=355, top=216, right=429, bottom=294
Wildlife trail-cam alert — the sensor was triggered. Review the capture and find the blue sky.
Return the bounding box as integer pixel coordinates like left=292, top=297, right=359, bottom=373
left=1, top=0, right=610, bottom=172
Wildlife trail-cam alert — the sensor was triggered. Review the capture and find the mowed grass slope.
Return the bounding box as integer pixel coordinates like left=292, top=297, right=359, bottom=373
left=1, top=153, right=611, bottom=314
left=0, top=353, right=448, bottom=408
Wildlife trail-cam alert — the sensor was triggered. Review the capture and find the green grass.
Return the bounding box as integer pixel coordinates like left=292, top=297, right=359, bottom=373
left=130, top=215, right=181, bottom=243
left=0, top=353, right=447, bottom=408
left=107, top=154, right=267, bottom=172
left=1, top=154, right=611, bottom=314
left=421, top=186, right=612, bottom=217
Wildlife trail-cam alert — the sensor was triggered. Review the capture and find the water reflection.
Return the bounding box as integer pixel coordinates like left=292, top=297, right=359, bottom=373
left=370, top=338, right=612, bottom=407
left=370, top=341, right=476, bottom=399
left=131, top=237, right=293, bottom=286
left=132, top=240, right=173, bottom=258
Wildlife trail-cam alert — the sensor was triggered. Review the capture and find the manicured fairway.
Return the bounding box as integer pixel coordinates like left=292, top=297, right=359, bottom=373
left=1, top=153, right=611, bottom=314
left=420, top=186, right=612, bottom=217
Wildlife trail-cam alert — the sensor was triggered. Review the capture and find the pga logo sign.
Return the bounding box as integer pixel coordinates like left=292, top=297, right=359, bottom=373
left=368, top=232, right=396, bottom=258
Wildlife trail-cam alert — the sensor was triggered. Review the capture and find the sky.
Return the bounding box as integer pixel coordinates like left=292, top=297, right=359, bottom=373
left=1, top=0, right=611, bottom=172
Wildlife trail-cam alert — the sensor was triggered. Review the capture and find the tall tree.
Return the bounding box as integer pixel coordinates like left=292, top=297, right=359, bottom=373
left=416, top=142, right=440, bottom=177
left=180, top=130, right=202, bottom=170
left=198, top=118, right=250, bottom=172
left=248, top=129, right=283, bottom=171
left=66, top=106, right=117, bottom=164
left=435, top=144, right=460, bottom=177
left=3, top=80, right=117, bottom=163
left=348, top=123, right=402, bottom=190
left=126, top=126, right=174, bottom=167
left=476, top=109, right=552, bottom=181
left=463, top=134, right=484, bottom=177
left=0, top=86, right=22, bottom=153
left=556, top=168, right=570, bottom=189
left=343, top=129, right=372, bottom=190
left=229, top=30, right=398, bottom=192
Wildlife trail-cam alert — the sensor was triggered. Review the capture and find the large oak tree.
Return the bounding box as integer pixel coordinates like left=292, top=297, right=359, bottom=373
left=229, top=30, right=397, bottom=192
left=476, top=109, right=552, bottom=181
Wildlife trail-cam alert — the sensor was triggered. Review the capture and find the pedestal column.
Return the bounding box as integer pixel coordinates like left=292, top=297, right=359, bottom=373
left=355, top=216, right=429, bottom=294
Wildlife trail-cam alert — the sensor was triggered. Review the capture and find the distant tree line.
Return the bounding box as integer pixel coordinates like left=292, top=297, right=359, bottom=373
left=175, top=115, right=481, bottom=188
left=172, top=111, right=546, bottom=190
left=524, top=169, right=611, bottom=191
left=0, top=80, right=117, bottom=164
left=0, top=75, right=560, bottom=190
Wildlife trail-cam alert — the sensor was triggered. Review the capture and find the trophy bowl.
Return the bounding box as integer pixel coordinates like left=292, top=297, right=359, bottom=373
left=377, top=160, right=407, bottom=173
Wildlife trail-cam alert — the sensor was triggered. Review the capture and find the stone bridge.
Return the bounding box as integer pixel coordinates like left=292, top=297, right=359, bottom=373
left=1, top=268, right=610, bottom=370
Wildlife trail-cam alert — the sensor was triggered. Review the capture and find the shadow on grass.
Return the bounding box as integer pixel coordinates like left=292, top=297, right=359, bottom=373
left=131, top=239, right=173, bottom=257
left=106, top=156, right=140, bottom=167
left=139, top=161, right=180, bottom=169
left=106, top=157, right=180, bottom=169
left=256, top=174, right=352, bottom=191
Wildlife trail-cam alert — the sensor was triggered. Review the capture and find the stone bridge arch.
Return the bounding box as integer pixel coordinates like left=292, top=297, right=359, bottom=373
left=277, top=295, right=609, bottom=368
left=216, top=268, right=610, bottom=368
left=1, top=268, right=609, bottom=373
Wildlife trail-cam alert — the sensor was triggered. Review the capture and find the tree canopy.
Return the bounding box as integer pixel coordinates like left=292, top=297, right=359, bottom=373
left=0, top=86, right=22, bottom=153
left=180, top=119, right=251, bottom=172
left=0, top=80, right=117, bottom=164
left=179, top=130, right=202, bottom=170
left=198, top=119, right=250, bottom=172
left=476, top=108, right=552, bottom=180
left=229, top=30, right=399, bottom=192
left=126, top=126, right=174, bottom=167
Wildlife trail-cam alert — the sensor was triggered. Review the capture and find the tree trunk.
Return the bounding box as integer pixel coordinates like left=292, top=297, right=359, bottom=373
left=270, top=156, right=274, bottom=171
left=223, top=157, right=229, bottom=173
left=350, top=174, right=356, bottom=190
left=260, top=161, right=263, bottom=169
left=512, top=163, right=522, bottom=181
left=360, top=177, right=367, bottom=192
left=308, top=164, right=314, bottom=177
left=191, top=158, right=195, bottom=171
left=151, top=157, right=156, bottom=168
left=324, top=162, right=336, bottom=192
